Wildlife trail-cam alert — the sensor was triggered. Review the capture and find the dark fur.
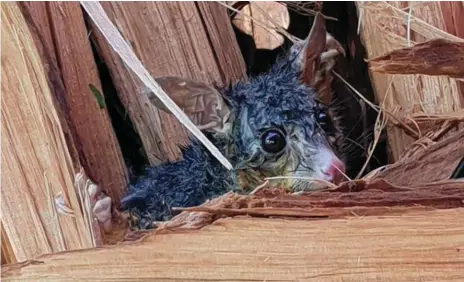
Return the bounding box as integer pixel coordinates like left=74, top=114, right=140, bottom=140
left=121, top=47, right=344, bottom=229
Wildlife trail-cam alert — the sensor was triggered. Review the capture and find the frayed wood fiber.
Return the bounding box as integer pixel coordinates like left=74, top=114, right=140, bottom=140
left=1, top=2, right=94, bottom=261
left=356, top=1, right=464, bottom=160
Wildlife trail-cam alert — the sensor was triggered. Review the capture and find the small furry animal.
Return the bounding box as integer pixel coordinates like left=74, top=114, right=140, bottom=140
left=120, top=14, right=346, bottom=229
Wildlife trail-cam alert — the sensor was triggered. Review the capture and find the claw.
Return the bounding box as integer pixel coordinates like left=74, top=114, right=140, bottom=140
left=88, top=183, right=113, bottom=232
left=313, top=32, right=345, bottom=104
left=92, top=195, right=112, bottom=232
left=320, top=33, right=345, bottom=66
left=87, top=183, right=101, bottom=204
left=325, top=33, right=346, bottom=57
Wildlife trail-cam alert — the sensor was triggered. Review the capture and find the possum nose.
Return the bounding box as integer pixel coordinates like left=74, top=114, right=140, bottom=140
left=324, top=158, right=346, bottom=184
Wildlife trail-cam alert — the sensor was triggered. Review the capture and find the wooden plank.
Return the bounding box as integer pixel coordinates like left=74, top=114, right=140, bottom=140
left=17, top=1, right=82, bottom=171
left=3, top=208, right=464, bottom=281
left=440, top=1, right=464, bottom=38
left=90, top=2, right=246, bottom=163
left=18, top=2, right=57, bottom=63
left=356, top=2, right=464, bottom=161
left=18, top=2, right=128, bottom=203
left=196, top=2, right=247, bottom=84
left=46, top=2, right=128, bottom=202
left=1, top=2, right=94, bottom=261
left=439, top=1, right=464, bottom=106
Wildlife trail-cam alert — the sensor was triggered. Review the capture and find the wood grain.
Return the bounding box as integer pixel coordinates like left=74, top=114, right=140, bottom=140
left=90, top=2, right=246, bottom=163
left=1, top=2, right=93, bottom=261
left=3, top=208, right=464, bottom=281
left=369, top=39, right=464, bottom=78
left=232, top=2, right=289, bottom=50
left=46, top=2, right=128, bottom=202
left=1, top=223, right=16, bottom=265
left=356, top=1, right=464, bottom=161
left=18, top=1, right=82, bottom=171
left=440, top=1, right=464, bottom=107
left=373, top=127, right=464, bottom=186
left=17, top=2, right=128, bottom=203
left=196, top=2, right=247, bottom=85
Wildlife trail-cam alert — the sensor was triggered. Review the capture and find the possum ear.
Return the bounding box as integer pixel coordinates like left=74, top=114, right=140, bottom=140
left=147, top=76, right=231, bottom=133
left=292, top=13, right=345, bottom=104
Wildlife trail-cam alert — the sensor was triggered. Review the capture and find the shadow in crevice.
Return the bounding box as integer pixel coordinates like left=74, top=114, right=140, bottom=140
left=83, top=12, right=148, bottom=179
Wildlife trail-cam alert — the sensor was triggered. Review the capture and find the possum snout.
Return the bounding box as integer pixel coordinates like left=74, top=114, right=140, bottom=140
left=288, top=128, right=346, bottom=191
left=317, top=148, right=346, bottom=184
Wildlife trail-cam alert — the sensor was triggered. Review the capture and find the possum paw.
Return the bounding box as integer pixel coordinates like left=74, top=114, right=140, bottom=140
left=320, top=33, right=345, bottom=72
left=323, top=33, right=346, bottom=61
left=88, top=184, right=113, bottom=232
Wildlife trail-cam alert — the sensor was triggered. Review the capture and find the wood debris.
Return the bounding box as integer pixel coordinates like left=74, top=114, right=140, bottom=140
left=89, top=1, right=246, bottom=164
left=369, top=39, right=464, bottom=78
left=356, top=1, right=464, bottom=161
left=387, top=107, right=464, bottom=138
left=2, top=2, right=464, bottom=280
left=159, top=178, right=463, bottom=231
left=372, top=127, right=464, bottom=186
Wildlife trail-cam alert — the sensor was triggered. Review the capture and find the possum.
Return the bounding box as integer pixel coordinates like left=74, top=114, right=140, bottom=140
left=119, top=14, right=347, bottom=229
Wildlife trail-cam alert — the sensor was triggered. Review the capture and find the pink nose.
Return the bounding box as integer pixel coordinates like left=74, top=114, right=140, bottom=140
left=324, top=158, right=346, bottom=184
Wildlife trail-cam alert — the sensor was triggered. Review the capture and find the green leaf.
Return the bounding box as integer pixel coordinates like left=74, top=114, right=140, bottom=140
left=89, top=83, right=106, bottom=109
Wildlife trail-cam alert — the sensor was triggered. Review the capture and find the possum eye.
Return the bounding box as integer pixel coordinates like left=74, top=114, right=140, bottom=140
left=260, top=129, right=286, bottom=154
left=316, top=110, right=332, bottom=132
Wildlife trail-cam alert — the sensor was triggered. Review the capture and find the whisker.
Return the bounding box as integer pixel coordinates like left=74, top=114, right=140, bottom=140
left=344, top=114, right=366, bottom=138
left=342, top=137, right=382, bottom=164
left=265, top=176, right=337, bottom=189
left=333, top=163, right=352, bottom=182
left=353, top=131, right=375, bottom=143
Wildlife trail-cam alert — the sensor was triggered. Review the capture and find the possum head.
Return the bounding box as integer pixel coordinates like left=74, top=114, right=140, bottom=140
left=150, top=13, right=346, bottom=192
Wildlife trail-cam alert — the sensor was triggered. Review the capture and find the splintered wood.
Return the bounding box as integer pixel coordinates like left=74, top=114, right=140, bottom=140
left=357, top=1, right=464, bottom=161
left=369, top=39, right=464, bottom=77
left=370, top=127, right=464, bottom=186
left=2, top=1, right=464, bottom=280
left=90, top=2, right=246, bottom=164
left=164, top=178, right=464, bottom=231
left=3, top=209, right=464, bottom=281
left=1, top=2, right=94, bottom=261
left=19, top=2, right=128, bottom=203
